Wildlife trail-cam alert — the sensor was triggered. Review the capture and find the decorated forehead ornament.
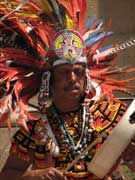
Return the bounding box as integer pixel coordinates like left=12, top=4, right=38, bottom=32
left=51, top=30, right=87, bottom=66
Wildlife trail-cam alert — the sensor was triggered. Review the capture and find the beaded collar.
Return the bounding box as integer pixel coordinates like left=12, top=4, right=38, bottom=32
left=49, top=104, right=95, bottom=158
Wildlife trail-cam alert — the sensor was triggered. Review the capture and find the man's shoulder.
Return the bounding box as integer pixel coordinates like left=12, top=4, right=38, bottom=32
left=88, top=99, right=126, bottom=113
left=88, top=99, right=127, bottom=131
left=13, top=111, right=42, bottom=139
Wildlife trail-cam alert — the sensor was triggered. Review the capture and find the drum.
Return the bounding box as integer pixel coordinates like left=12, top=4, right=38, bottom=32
left=88, top=99, right=135, bottom=179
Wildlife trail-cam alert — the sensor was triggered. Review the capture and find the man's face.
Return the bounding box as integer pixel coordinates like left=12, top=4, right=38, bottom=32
left=51, top=64, right=86, bottom=103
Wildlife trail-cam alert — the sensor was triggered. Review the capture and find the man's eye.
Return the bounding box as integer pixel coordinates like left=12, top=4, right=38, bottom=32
left=75, top=69, right=85, bottom=76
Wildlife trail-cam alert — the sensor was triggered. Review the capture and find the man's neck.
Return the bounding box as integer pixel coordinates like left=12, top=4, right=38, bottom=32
left=52, top=100, right=81, bottom=113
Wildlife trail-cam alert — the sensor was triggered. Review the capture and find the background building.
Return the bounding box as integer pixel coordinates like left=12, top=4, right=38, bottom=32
left=87, top=0, right=135, bottom=91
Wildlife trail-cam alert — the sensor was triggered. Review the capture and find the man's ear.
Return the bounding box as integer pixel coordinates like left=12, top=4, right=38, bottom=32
left=84, top=78, right=101, bottom=100
left=84, top=70, right=98, bottom=99
left=84, top=81, right=97, bottom=99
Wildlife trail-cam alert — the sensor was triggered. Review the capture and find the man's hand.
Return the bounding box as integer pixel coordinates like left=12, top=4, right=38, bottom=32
left=22, top=167, right=67, bottom=180
left=122, top=141, right=135, bottom=172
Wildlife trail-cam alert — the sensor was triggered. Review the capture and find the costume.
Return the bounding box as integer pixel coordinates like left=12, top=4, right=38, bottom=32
left=0, top=0, right=135, bottom=179
left=10, top=100, right=126, bottom=179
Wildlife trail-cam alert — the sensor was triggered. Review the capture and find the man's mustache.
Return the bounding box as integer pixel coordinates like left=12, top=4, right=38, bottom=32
left=64, top=83, right=81, bottom=91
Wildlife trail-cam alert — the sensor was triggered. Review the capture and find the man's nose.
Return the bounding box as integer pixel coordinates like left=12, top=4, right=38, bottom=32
left=67, top=71, right=76, bottom=82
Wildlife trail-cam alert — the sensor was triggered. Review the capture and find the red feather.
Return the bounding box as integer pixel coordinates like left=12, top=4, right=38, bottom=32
left=78, top=0, right=87, bottom=34
left=57, top=0, right=74, bottom=18
left=13, top=74, right=41, bottom=102
left=0, top=48, right=44, bottom=68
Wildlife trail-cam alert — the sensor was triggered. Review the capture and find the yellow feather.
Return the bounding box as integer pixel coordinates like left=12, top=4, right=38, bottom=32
left=0, top=1, right=17, bottom=5
left=40, top=0, right=53, bottom=13
left=16, top=12, right=38, bottom=18
left=65, top=14, right=74, bottom=29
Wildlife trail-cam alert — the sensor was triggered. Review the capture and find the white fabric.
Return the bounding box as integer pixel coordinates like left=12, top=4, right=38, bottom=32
left=52, top=56, right=87, bottom=66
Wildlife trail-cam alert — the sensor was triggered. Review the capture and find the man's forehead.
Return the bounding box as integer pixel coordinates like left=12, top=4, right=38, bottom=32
left=53, top=63, right=86, bottom=71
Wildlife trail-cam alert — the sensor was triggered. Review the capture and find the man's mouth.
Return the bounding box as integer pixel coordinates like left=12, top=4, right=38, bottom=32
left=64, top=85, right=80, bottom=92
left=64, top=87, right=81, bottom=97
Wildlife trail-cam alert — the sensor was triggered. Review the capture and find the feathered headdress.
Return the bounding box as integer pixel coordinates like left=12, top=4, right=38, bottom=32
left=0, top=0, right=135, bottom=129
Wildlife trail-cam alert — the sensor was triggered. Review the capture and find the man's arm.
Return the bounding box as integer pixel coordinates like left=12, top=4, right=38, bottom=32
left=0, top=154, right=32, bottom=180
left=0, top=153, right=67, bottom=180
left=122, top=140, right=135, bottom=172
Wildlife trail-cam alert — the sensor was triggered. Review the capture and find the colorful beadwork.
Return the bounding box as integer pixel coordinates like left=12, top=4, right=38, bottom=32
left=10, top=100, right=126, bottom=179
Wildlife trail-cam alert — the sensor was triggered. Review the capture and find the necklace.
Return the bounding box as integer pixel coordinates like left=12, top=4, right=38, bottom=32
left=50, top=104, right=94, bottom=158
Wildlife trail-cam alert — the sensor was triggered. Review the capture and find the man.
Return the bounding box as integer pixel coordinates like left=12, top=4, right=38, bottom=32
left=0, top=0, right=135, bottom=180
left=0, top=62, right=130, bottom=180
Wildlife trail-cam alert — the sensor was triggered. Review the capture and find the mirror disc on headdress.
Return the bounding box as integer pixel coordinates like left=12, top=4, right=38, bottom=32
left=53, top=30, right=85, bottom=62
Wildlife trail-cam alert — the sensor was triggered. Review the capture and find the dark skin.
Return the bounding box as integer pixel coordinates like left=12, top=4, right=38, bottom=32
left=51, top=63, right=86, bottom=112
left=0, top=63, right=135, bottom=180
